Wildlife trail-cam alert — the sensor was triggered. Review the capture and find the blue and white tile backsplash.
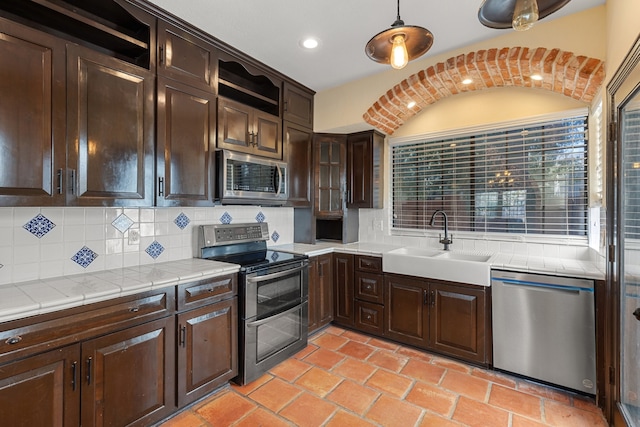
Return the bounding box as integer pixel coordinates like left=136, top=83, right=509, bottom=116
left=0, top=206, right=295, bottom=285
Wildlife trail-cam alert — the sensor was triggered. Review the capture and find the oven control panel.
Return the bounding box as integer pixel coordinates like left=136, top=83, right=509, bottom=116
left=198, top=223, right=269, bottom=247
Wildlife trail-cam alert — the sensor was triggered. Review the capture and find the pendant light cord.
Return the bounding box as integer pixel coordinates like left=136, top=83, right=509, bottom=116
left=397, top=0, right=401, bottom=21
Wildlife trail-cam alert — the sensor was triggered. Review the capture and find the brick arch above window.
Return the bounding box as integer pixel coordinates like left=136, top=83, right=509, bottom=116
left=362, top=47, right=605, bottom=135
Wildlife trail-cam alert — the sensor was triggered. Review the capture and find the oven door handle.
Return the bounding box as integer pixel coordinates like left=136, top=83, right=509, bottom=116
left=246, top=264, right=307, bottom=284
left=247, top=302, right=305, bottom=328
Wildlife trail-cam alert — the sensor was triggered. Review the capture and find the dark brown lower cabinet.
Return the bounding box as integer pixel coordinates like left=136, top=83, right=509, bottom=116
left=0, top=344, right=80, bottom=427
left=81, top=316, right=175, bottom=427
left=309, top=254, right=334, bottom=333
left=355, top=300, right=384, bottom=336
left=177, top=297, right=238, bottom=406
left=384, top=274, right=489, bottom=365
left=333, top=253, right=355, bottom=327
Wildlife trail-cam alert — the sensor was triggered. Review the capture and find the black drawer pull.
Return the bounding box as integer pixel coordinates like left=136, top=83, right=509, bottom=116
left=129, top=307, right=140, bottom=313
left=71, top=361, right=77, bottom=391
left=86, top=357, right=92, bottom=385
left=5, top=336, right=22, bottom=345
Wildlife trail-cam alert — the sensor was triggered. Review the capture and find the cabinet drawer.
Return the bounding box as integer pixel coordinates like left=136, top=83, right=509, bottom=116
left=356, top=255, right=382, bottom=273
left=355, top=272, right=384, bottom=304
left=177, top=274, right=237, bottom=311
left=355, top=301, right=384, bottom=336
left=0, top=289, right=174, bottom=364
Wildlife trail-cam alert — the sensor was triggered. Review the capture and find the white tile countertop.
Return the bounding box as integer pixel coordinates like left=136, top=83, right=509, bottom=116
left=0, top=258, right=239, bottom=324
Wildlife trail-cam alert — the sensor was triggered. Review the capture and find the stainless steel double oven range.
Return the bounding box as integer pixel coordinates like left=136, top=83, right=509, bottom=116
left=197, top=223, right=309, bottom=385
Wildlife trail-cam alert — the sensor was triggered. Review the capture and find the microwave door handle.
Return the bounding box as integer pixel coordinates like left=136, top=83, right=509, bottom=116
left=246, top=264, right=307, bottom=284
left=275, top=165, right=282, bottom=195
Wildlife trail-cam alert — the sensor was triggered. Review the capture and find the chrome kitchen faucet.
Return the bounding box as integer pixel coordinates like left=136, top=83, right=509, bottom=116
left=430, top=210, right=453, bottom=251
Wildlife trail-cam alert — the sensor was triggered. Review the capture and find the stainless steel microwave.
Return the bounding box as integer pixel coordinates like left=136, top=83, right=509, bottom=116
left=216, top=150, right=288, bottom=205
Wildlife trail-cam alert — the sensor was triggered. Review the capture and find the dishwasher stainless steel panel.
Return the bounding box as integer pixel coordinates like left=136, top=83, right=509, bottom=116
left=491, top=270, right=596, bottom=394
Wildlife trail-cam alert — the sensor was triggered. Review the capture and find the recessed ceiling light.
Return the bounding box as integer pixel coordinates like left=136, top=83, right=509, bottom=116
left=462, top=78, right=473, bottom=85
left=301, top=38, right=319, bottom=49
left=407, top=101, right=417, bottom=108
left=530, top=74, right=543, bottom=81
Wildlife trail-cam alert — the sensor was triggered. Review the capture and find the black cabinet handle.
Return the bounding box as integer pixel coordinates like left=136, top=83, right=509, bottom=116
left=158, top=177, right=164, bottom=196
left=86, top=357, right=92, bottom=385
left=159, top=45, right=164, bottom=65
left=71, top=361, right=77, bottom=391
left=5, top=336, right=22, bottom=345
left=179, top=325, right=186, bottom=348
left=423, top=289, right=428, bottom=306
left=69, top=169, right=76, bottom=195
left=57, top=168, right=63, bottom=194
left=430, top=290, right=436, bottom=307
left=633, top=308, right=640, bottom=321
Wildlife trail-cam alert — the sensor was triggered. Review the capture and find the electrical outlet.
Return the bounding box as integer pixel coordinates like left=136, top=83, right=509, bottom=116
left=128, top=229, right=140, bottom=245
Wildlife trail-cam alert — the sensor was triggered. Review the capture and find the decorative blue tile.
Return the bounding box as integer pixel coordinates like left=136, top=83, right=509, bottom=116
left=255, top=211, right=266, bottom=223
left=23, top=214, right=56, bottom=238
left=271, top=230, right=280, bottom=243
left=174, top=212, right=190, bottom=230
left=270, top=251, right=280, bottom=262
left=145, top=241, right=165, bottom=259
left=111, top=213, right=134, bottom=233
left=220, top=212, right=232, bottom=224
left=71, top=246, right=98, bottom=268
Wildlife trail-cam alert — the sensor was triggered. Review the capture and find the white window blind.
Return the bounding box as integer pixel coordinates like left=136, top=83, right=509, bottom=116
left=392, top=114, right=589, bottom=236
left=622, top=105, right=640, bottom=239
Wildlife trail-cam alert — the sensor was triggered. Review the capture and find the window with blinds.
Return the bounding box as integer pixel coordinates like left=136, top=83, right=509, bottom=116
left=392, top=114, right=589, bottom=236
left=623, top=106, right=640, bottom=239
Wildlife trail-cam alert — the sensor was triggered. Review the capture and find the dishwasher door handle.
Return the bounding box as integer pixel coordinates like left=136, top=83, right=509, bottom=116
left=493, top=278, right=591, bottom=294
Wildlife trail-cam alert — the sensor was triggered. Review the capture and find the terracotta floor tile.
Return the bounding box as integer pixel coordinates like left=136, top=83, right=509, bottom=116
left=268, top=357, right=312, bottom=382
left=160, top=410, right=206, bottom=427
left=367, top=349, right=408, bottom=372
left=419, top=412, right=466, bottom=427
left=332, top=357, right=377, bottom=383
left=489, top=384, right=543, bottom=420
left=441, top=370, right=490, bottom=402
left=405, top=381, right=457, bottom=416
left=512, top=414, right=548, bottom=427
left=295, top=366, right=343, bottom=397
left=397, top=346, right=434, bottom=362
left=326, top=380, right=380, bottom=415
left=471, top=368, right=517, bottom=389
left=326, top=410, right=377, bottom=427
left=312, top=333, right=348, bottom=350
left=230, top=374, right=273, bottom=395
left=233, top=407, right=290, bottom=427
left=337, top=341, right=376, bottom=360
left=368, top=337, right=401, bottom=351
left=366, top=369, right=414, bottom=398
left=279, top=392, right=337, bottom=427
left=365, top=394, right=423, bottom=427
left=341, top=329, right=371, bottom=343
left=452, top=396, right=510, bottom=427
left=432, top=356, right=472, bottom=373
left=517, top=380, right=572, bottom=405
left=248, top=377, right=302, bottom=413
left=302, top=347, right=345, bottom=370
left=195, top=390, right=257, bottom=425
left=544, top=399, right=608, bottom=427
left=401, top=358, right=446, bottom=384
left=293, top=343, right=318, bottom=360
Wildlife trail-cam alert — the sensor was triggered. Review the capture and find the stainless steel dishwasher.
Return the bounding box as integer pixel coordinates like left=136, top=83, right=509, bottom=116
left=491, top=270, right=596, bottom=394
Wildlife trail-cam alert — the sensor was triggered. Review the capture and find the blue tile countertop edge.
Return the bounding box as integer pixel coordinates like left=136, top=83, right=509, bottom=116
left=0, top=258, right=240, bottom=324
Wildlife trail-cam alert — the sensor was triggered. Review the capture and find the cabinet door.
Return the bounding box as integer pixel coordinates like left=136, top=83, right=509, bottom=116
left=66, top=43, right=155, bottom=206
left=355, top=271, right=384, bottom=304
left=217, top=97, right=252, bottom=151
left=385, top=274, right=429, bottom=348
left=0, top=344, right=80, bottom=427
left=0, top=19, right=66, bottom=206
left=157, top=21, right=217, bottom=93
left=347, top=130, right=385, bottom=209
left=283, top=82, right=314, bottom=128
left=317, top=253, right=334, bottom=327
left=253, top=109, right=282, bottom=159
left=285, top=122, right=313, bottom=207
left=308, top=257, right=319, bottom=332
left=177, top=297, right=237, bottom=407
left=333, top=253, right=354, bottom=327
left=355, top=300, right=384, bottom=337
left=81, top=317, right=175, bottom=427
left=429, top=282, right=487, bottom=364
left=156, top=77, right=216, bottom=206
left=314, top=134, right=347, bottom=217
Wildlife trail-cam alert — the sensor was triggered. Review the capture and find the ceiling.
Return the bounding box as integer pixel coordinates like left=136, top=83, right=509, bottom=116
left=147, top=0, right=605, bottom=92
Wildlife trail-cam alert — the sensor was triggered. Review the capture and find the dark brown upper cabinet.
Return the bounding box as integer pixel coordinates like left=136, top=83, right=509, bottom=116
left=66, top=43, right=155, bottom=206
left=0, top=18, right=67, bottom=206
left=347, top=130, right=385, bottom=209
left=285, top=122, right=314, bottom=207
left=314, top=133, right=347, bottom=218
left=283, top=82, right=314, bottom=129
left=157, top=20, right=217, bottom=93
left=156, top=77, right=216, bottom=206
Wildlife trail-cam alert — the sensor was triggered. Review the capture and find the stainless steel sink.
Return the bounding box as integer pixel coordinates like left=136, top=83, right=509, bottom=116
left=383, top=247, right=492, bottom=286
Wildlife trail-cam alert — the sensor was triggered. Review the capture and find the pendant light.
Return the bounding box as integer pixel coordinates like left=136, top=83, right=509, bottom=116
left=365, top=0, right=434, bottom=70
left=478, top=0, right=571, bottom=31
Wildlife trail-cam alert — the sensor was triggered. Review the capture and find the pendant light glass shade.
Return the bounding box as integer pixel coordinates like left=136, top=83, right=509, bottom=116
left=365, top=0, right=433, bottom=70
left=512, top=0, right=539, bottom=31
left=478, top=0, right=571, bottom=30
